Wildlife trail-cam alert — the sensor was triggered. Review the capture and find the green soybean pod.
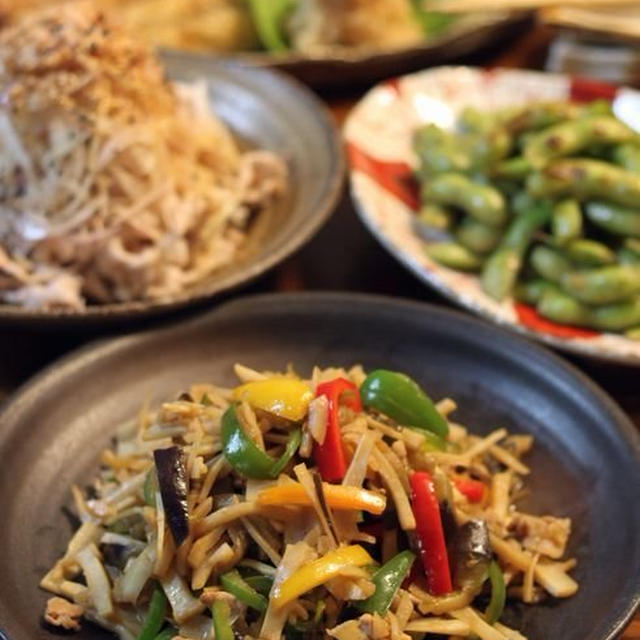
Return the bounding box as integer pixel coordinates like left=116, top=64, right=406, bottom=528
left=523, top=116, right=635, bottom=167
left=584, top=201, right=640, bottom=238
left=418, top=204, right=454, bottom=232
left=505, top=102, right=579, bottom=135
left=590, top=297, right=640, bottom=331
left=612, top=143, right=640, bottom=175
left=537, top=288, right=589, bottom=327
left=618, top=248, right=640, bottom=265
left=467, top=129, right=512, bottom=170
left=626, top=326, right=640, bottom=340
left=529, top=245, right=572, bottom=283
left=456, top=217, right=502, bottom=254
left=422, top=173, right=507, bottom=227
left=424, top=242, right=483, bottom=271
left=414, top=124, right=470, bottom=175
left=527, top=159, right=640, bottom=208
left=561, top=263, right=640, bottom=305
left=481, top=202, right=551, bottom=301
left=551, top=199, right=582, bottom=244
left=494, top=156, right=532, bottom=180
left=564, top=239, right=616, bottom=266
left=625, top=238, right=640, bottom=255
left=514, top=279, right=559, bottom=305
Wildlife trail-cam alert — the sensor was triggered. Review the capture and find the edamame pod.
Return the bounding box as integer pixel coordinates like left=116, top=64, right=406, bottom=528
left=423, top=173, right=507, bottom=226
left=584, top=202, right=640, bottom=238
left=481, top=202, right=551, bottom=300
left=551, top=199, right=582, bottom=244
left=529, top=245, right=571, bottom=283
left=565, top=239, right=616, bottom=266
left=514, top=279, right=559, bottom=305
left=591, top=297, right=640, bottom=331
left=494, top=156, right=532, bottom=180
left=612, top=143, right=640, bottom=174
left=425, top=242, right=483, bottom=271
left=527, top=160, right=640, bottom=208
left=414, top=125, right=470, bottom=175
left=456, top=217, right=502, bottom=254
left=561, top=263, right=640, bottom=305
left=524, top=116, right=635, bottom=167
left=418, top=204, right=454, bottom=232
left=538, top=289, right=640, bottom=330
left=505, top=102, right=579, bottom=134
left=537, top=288, right=589, bottom=326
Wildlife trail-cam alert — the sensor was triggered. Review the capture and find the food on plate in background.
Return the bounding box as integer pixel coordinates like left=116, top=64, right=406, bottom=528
left=0, top=0, right=457, bottom=55
left=414, top=99, right=640, bottom=336
left=0, top=2, right=286, bottom=310
left=41, top=362, right=577, bottom=639
left=286, top=0, right=424, bottom=54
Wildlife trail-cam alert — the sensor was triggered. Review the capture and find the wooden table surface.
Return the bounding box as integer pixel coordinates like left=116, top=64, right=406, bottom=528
left=0, top=20, right=637, bottom=640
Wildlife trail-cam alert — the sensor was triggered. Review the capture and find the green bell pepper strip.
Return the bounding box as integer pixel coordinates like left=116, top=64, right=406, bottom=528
left=137, top=584, right=167, bottom=640
left=211, top=600, right=234, bottom=640
left=143, top=468, right=158, bottom=507
left=360, top=370, right=449, bottom=439
left=220, top=569, right=268, bottom=612
left=247, top=0, right=293, bottom=52
left=357, top=551, right=415, bottom=615
left=152, top=628, right=177, bottom=640
left=485, top=561, right=506, bottom=624
left=221, top=405, right=301, bottom=479
left=244, top=574, right=274, bottom=596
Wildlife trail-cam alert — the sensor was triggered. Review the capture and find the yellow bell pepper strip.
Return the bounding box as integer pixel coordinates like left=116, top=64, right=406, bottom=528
left=221, top=406, right=301, bottom=479
left=272, top=545, right=374, bottom=609
left=232, top=379, right=313, bottom=422
left=256, top=482, right=386, bottom=515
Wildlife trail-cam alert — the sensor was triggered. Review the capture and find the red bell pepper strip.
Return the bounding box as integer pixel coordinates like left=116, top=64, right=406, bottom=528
left=453, top=477, right=486, bottom=503
left=410, top=471, right=453, bottom=596
left=313, top=378, right=362, bottom=482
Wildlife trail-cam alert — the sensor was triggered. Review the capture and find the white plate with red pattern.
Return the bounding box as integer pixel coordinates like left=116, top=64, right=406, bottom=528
left=344, top=66, right=640, bottom=365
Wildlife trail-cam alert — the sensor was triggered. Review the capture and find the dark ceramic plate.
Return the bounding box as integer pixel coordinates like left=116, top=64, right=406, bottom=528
left=0, top=293, right=638, bottom=639
left=160, top=13, right=529, bottom=90
left=0, top=62, right=343, bottom=326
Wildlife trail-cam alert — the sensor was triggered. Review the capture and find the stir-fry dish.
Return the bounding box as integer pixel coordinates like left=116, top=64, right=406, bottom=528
left=0, top=3, right=286, bottom=310
left=1, top=0, right=457, bottom=56
left=41, top=363, right=578, bottom=640
left=414, top=99, right=640, bottom=336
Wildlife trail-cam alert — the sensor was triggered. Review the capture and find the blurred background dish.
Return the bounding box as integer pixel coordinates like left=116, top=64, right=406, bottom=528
left=345, top=66, right=640, bottom=365
left=0, top=5, right=344, bottom=324
left=0, top=0, right=529, bottom=88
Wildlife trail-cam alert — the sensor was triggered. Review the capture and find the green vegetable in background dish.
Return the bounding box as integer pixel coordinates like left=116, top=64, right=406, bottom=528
left=481, top=200, right=551, bottom=301
left=415, top=96, right=640, bottom=336
left=425, top=241, right=483, bottom=271
left=561, top=263, right=640, bottom=305
left=585, top=202, right=640, bottom=238
left=523, top=116, right=635, bottom=167
left=527, top=159, right=640, bottom=208
left=247, top=0, right=294, bottom=52
left=551, top=199, right=582, bottom=244
left=422, top=173, right=507, bottom=226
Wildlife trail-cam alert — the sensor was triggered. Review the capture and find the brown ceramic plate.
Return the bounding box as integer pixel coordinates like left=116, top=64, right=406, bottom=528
left=160, top=12, right=529, bottom=90
left=0, top=61, right=344, bottom=326
left=0, top=292, right=638, bottom=639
